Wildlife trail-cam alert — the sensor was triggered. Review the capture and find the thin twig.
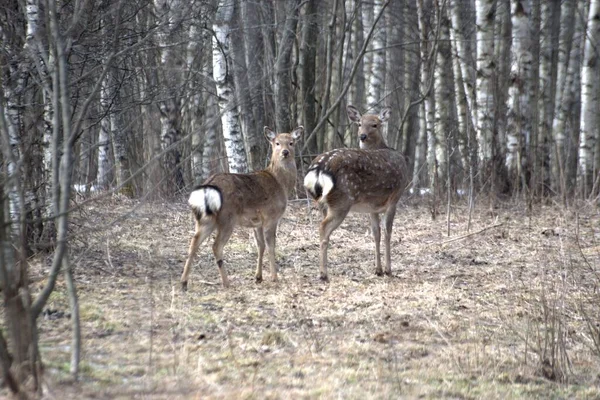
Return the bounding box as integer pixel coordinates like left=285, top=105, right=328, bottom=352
left=441, top=222, right=503, bottom=245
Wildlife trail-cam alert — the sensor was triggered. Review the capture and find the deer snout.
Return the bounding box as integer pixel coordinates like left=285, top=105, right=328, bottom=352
left=360, top=134, right=367, bottom=142
left=282, top=149, right=290, bottom=157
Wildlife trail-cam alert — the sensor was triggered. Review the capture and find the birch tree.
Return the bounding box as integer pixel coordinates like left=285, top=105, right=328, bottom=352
left=213, top=0, right=248, bottom=173
left=434, top=1, right=456, bottom=186
left=505, top=0, right=533, bottom=189
left=578, top=0, right=600, bottom=196
left=366, top=0, right=387, bottom=112
left=154, top=0, right=186, bottom=190
left=551, top=0, right=576, bottom=194
left=475, top=0, right=497, bottom=177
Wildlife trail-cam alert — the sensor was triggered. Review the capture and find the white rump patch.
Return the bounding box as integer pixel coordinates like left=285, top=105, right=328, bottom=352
left=304, top=169, right=319, bottom=194
left=189, top=187, right=222, bottom=215
left=318, top=173, right=334, bottom=199
left=304, top=169, right=334, bottom=201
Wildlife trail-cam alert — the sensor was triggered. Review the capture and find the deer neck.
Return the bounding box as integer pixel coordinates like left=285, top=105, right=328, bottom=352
left=267, top=158, right=297, bottom=193
left=360, top=141, right=390, bottom=151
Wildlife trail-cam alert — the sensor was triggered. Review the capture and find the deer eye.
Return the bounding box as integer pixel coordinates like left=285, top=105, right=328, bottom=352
left=372, top=124, right=377, bottom=128
left=276, top=142, right=280, bottom=146
left=289, top=142, right=294, bottom=146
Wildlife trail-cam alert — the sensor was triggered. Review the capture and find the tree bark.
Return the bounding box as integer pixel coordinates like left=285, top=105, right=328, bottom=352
left=578, top=0, right=600, bottom=197
left=213, top=0, right=248, bottom=173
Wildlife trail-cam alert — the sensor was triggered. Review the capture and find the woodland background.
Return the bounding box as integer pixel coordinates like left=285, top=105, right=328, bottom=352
left=1, top=0, right=600, bottom=397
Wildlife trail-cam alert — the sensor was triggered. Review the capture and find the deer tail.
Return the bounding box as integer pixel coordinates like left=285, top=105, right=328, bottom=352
left=188, top=185, right=222, bottom=220
left=304, top=168, right=334, bottom=202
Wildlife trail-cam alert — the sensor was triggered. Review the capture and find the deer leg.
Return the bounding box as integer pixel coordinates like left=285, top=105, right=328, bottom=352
left=319, top=206, right=350, bottom=281
left=383, top=205, right=398, bottom=275
left=370, top=213, right=383, bottom=276
left=253, top=227, right=266, bottom=283
left=212, top=225, right=234, bottom=288
left=181, top=220, right=216, bottom=291
left=264, top=224, right=279, bottom=282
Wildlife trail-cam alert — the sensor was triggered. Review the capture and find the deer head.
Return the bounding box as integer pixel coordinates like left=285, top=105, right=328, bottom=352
left=264, top=126, right=303, bottom=164
left=347, top=105, right=390, bottom=150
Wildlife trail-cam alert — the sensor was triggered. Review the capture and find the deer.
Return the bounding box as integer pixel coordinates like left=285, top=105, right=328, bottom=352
left=303, top=105, right=407, bottom=281
left=181, top=126, right=303, bottom=290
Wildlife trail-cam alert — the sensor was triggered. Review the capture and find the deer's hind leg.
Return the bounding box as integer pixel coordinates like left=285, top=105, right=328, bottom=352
left=253, top=227, right=266, bottom=282
left=212, top=224, right=234, bottom=288
left=319, top=205, right=351, bottom=281
left=382, top=204, right=398, bottom=275
left=181, top=218, right=216, bottom=291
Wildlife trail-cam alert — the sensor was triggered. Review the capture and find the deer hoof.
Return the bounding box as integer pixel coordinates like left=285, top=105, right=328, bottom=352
left=319, top=274, right=329, bottom=282
left=181, top=281, right=188, bottom=291
left=255, top=275, right=263, bottom=283
left=384, top=270, right=392, bottom=277
left=375, top=269, right=384, bottom=277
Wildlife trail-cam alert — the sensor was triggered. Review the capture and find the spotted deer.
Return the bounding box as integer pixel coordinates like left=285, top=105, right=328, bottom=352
left=181, top=126, right=303, bottom=290
left=304, top=105, right=407, bottom=281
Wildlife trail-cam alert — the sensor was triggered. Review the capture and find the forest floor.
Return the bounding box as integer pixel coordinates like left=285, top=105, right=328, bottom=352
left=20, top=195, right=600, bottom=398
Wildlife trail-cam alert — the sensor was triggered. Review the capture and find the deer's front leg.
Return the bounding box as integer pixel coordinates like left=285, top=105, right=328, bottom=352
left=253, top=228, right=266, bottom=282
left=264, top=224, right=278, bottom=282
left=370, top=213, right=382, bottom=276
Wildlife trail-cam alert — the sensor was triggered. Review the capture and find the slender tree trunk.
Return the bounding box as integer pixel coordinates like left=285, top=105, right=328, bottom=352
left=98, top=75, right=113, bottom=190
left=551, top=0, right=576, bottom=195
left=274, top=0, right=301, bottom=133
left=475, top=0, right=497, bottom=182
left=505, top=0, right=533, bottom=191
left=299, top=0, right=319, bottom=154
left=242, top=0, right=268, bottom=167
left=536, top=0, right=560, bottom=197
left=213, top=0, right=248, bottom=173
left=349, top=0, right=366, bottom=148
left=187, top=22, right=204, bottom=185
left=434, top=1, right=455, bottom=186
left=366, top=0, right=387, bottom=111
left=404, top=0, right=421, bottom=176
left=155, top=0, right=185, bottom=191
left=578, top=0, right=600, bottom=197
left=385, top=0, right=404, bottom=148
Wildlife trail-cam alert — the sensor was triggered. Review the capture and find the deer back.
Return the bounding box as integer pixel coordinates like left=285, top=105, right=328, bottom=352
left=189, top=127, right=303, bottom=226
left=305, top=148, right=407, bottom=213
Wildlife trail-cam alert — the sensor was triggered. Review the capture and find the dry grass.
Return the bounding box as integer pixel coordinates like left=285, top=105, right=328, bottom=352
left=18, top=195, right=600, bottom=398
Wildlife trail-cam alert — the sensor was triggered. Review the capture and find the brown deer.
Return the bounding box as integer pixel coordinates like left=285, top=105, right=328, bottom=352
left=181, top=126, right=303, bottom=290
left=304, top=105, right=407, bottom=281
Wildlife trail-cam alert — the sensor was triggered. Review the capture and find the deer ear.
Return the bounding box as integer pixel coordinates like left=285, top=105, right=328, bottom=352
left=291, top=126, right=304, bottom=140
left=264, top=126, right=277, bottom=141
left=346, top=105, right=362, bottom=124
left=379, top=107, right=391, bottom=123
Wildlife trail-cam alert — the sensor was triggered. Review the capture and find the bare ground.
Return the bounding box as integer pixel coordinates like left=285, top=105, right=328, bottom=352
left=18, top=195, right=600, bottom=399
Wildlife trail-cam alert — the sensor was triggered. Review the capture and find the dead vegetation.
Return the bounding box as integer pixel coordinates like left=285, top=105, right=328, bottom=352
left=13, top=196, right=600, bottom=398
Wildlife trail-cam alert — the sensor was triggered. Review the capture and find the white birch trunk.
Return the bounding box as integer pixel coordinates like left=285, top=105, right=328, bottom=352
left=98, top=76, right=112, bottom=190
left=187, top=22, right=204, bottom=185
left=505, top=0, right=533, bottom=184
left=434, top=4, right=455, bottom=184
left=366, top=0, right=386, bottom=111
left=416, top=0, right=436, bottom=189
left=578, top=0, right=600, bottom=195
left=450, top=0, right=475, bottom=173
left=475, top=0, right=496, bottom=166
left=213, top=0, right=248, bottom=173
left=155, top=0, right=185, bottom=190
left=450, top=0, right=477, bottom=129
